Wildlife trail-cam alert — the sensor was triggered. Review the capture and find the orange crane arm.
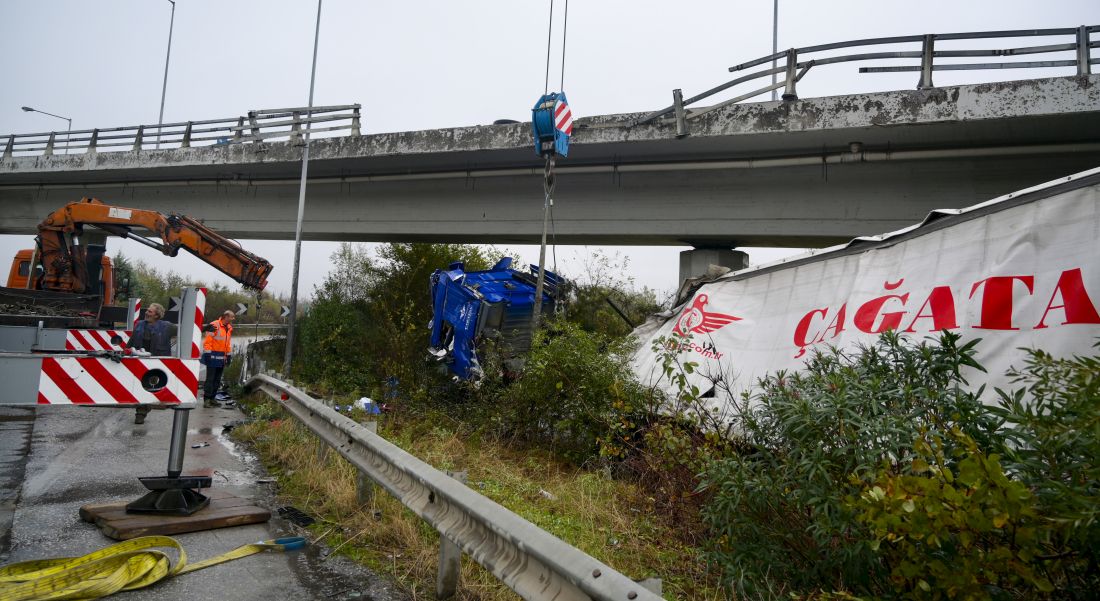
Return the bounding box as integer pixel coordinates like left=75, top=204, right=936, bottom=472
left=36, top=198, right=272, bottom=294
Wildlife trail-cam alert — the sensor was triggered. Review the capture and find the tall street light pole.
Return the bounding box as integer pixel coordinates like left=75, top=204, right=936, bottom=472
left=771, top=0, right=779, bottom=101
left=157, top=0, right=176, bottom=149
left=21, top=106, right=71, bottom=153
left=283, top=0, right=323, bottom=375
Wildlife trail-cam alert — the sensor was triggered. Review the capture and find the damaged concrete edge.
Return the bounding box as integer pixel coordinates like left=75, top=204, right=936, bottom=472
left=1, top=75, right=1096, bottom=178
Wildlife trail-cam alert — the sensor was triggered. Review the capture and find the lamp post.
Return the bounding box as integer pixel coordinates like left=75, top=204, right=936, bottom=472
left=283, top=0, right=324, bottom=375
left=22, top=106, right=71, bottom=153
left=771, top=0, right=779, bottom=101
left=157, top=0, right=176, bottom=149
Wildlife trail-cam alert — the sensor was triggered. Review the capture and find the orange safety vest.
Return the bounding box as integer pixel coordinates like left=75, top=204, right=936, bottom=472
left=203, top=319, right=233, bottom=354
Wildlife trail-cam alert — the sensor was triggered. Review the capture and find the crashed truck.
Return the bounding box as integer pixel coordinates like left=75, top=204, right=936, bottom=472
left=0, top=198, right=273, bottom=515
left=630, top=166, right=1100, bottom=414
left=428, top=257, right=563, bottom=380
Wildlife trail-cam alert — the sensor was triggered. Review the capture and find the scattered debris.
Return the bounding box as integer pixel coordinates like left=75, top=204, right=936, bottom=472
left=190, top=442, right=210, bottom=449
left=538, top=489, right=556, bottom=501
left=221, top=418, right=254, bottom=433
left=278, top=505, right=316, bottom=527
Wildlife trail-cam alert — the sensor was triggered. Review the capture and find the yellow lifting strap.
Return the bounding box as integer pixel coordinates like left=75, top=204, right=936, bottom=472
left=0, top=534, right=305, bottom=601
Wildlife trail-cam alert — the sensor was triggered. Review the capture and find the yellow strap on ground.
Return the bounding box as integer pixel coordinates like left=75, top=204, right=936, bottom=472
left=0, top=535, right=304, bottom=601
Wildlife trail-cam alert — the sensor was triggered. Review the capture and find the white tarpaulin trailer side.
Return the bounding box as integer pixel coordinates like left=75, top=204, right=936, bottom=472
left=632, top=166, right=1100, bottom=411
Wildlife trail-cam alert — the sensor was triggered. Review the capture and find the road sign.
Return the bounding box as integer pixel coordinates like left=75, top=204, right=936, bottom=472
left=168, top=296, right=181, bottom=312
left=280, top=305, right=291, bottom=318
left=236, top=302, right=248, bottom=316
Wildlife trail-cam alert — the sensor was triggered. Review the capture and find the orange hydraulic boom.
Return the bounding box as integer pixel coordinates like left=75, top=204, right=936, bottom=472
left=36, top=198, right=272, bottom=294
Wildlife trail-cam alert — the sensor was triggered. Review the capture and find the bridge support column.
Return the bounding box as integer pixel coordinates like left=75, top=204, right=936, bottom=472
left=678, top=248, right=748, bottom=284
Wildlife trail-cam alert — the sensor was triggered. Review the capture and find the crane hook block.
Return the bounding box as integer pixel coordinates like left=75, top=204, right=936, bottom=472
left=531, top=92, right=573, bottom=158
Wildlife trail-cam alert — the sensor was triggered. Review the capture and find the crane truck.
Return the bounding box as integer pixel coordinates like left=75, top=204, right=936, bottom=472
left=0, top=197, right=274, bottom=514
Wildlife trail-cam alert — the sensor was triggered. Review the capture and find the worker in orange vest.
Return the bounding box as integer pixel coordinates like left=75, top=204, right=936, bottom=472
left=201, top=310, right=235, bottom=407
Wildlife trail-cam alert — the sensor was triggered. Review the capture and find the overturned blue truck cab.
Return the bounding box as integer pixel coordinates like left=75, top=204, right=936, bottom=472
left=428, top=258, right=563, bottom=380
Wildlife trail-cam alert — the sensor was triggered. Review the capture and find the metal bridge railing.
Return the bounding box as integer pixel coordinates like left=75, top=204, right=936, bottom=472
left=1, top=104, right=361, bottom=159
left=635, top=25, right=1099, bottom=131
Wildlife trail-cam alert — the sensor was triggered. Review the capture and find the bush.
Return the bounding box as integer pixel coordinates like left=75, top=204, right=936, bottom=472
left=700, top=331, right=997, bottom=599
left=496, top=320, right=654, bottom=465
left=991, top=345, right=1100, bottom=597
left=854, top=430, right=1053, bottom=599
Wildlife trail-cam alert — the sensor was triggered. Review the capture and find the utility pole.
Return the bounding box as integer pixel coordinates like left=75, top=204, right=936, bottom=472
left=157, top=0, right=176, bottom=149
left=284, top=0, right=323, bottom=375
left=771, top=0, right=779, bottom=101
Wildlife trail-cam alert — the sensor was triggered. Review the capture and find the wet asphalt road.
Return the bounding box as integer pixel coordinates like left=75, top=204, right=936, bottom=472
left=0, top=404, right=404, bottom=601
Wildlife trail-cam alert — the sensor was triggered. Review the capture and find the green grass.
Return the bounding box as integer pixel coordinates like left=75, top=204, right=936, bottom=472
left=231, top=394, right=721, bottom=600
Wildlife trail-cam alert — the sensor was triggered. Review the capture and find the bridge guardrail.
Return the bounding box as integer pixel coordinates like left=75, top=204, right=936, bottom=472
left=2, top=104, right=360, bottom=159
left=243, top=372, right=663, bottom=601
left=635, top=25, right=1099, bottom=131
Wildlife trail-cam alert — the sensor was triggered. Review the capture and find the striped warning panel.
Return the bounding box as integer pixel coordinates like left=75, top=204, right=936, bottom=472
left=36, top=357, right=199, bottom=405
left=192, top=288, right=207, bottom=359
left=132, top=298, right=142, bottom=330
left=65, top=329, right=131, bottom=351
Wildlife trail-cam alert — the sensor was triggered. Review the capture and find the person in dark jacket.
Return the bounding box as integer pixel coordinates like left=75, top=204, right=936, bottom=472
left=128, top=303, right=176, bottom=424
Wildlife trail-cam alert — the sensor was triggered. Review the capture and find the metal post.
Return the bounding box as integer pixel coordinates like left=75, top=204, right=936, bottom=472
left=1078, top=25, right=1092, bottom=76
left=771, top=0, right=778, bottom=101
left=157, top=0, right=176, bottom=149
left=351, top=105, right=361, bottom=136
left=2, top=134, right=12, bottom=160
left=918, top=34, right=935, bottom=89
left=44, top=132, right=55, bottom=156
left=133, top=126, right=144, bottom=152
left=781, top=49, right=799, bottom=100
left=181, top=122, right=192, bottom=148
left=436, top=470, right=468, bottom=600
left=284, top=0, right=324, bottom=375
left=87, top=129, right=98, bottom=155
left=166, top=407, right=190, bottom=478
left=355, top=421, right=378, bottom=505
left=64, top=118, right=71, bottom=154
left=672, top=89, right=687, bottom=138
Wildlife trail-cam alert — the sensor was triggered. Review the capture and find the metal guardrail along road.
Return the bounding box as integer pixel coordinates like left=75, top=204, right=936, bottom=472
left=635, top=25, right=1098, bottom=130
left=2, top=104, right=360, bottom=158
left=245, top=370, right=664, bottom=601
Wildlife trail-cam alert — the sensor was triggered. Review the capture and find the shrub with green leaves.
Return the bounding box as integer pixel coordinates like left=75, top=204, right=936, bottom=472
left=497, top=319, right=654, bottom=465
left=854, top=430, right=1053, bottom=599
left=700, top=331, right=997, bottom=599
left=992, top=345, right=1100, bottom=597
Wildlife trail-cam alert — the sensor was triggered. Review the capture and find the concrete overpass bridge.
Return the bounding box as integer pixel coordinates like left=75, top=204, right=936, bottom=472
left=3, top=74, right=1098, bottom=250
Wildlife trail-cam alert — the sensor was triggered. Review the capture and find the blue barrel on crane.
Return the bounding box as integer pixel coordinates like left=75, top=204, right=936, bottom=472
left=531, top=92, right=573, bottom=157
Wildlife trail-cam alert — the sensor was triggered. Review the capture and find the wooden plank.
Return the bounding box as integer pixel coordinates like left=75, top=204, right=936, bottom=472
left=101, top=506, right=270, bottom=541
left=79, top=487, right=241, bottom=522
left=83, top=496, right=259, bottom=525
left=79, top=492, right=271, bottom=541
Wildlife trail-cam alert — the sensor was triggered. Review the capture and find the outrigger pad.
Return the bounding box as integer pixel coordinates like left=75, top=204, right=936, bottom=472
left=125, top=476, right=213, bottom=516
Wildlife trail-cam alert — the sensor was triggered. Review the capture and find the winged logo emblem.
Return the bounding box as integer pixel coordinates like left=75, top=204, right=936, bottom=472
left=673, top=293, right=740, bottom=336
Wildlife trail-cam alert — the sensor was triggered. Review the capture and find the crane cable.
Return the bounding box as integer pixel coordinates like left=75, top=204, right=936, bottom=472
left=536, top=0, right=568, bottom=321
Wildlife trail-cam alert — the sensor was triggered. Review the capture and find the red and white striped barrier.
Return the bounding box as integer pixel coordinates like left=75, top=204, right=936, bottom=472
left=131, top=298, right=142, bottom=331
left=65, top=329, right=131, bottom=351
left=36, top=356, right=198, bottom=405
left=191, top=288, right=207, bottom=359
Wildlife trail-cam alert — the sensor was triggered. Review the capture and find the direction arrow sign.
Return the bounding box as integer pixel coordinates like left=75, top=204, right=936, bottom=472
left=281, top=305, right=291, bottom=318
left=168, top=296, right=182, bottom=312
left=236, top=302, right=248, bottom=316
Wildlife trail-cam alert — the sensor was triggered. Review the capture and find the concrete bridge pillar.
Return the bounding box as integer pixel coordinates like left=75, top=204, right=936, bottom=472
left=678, top=248, right=748, bottom=284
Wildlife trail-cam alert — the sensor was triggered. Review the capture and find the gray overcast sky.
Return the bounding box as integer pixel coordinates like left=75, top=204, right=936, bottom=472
left=2, top=0, right=1098, bottom=301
